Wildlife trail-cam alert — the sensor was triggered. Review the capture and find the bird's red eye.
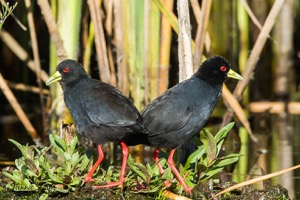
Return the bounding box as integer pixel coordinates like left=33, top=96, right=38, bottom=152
left=63, top=67, right=70, bottom=73
left=220, top=66, right=227, bottom=72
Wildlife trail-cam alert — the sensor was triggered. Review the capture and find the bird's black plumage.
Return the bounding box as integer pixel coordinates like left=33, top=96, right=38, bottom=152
left=46, top=59, right=148, bottom=188
left=141, top=56, right=242, bottom=149
left=47, top=59, right=147, bottom=145
left=135, top=56, right=242, bottom=194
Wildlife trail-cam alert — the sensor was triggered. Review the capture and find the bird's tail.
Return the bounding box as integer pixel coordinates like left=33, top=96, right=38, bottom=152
left=124, top=123, right=150, bottom=146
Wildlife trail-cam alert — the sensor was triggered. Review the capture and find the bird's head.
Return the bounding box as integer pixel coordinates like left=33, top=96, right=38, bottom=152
left=46, top=59, right=89, bottom=89
left=195, top=56, right=243, bottom=85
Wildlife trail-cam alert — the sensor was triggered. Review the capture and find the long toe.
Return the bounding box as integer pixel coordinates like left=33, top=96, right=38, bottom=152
left=183, top=185, right=192, bottom=195
left=164, top=180, right=171, bottom=188
left=93, top=181, right=123, bottom=190
left=84, top=176, right=94, bottom=183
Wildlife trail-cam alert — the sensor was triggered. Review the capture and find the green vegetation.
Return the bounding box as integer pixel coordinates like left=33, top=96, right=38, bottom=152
left=2, top=123, right=240, bottom=199
left=0, top=1, right=17, bottom=29
left=3, top=134, right=91, bottom=198
left=184, top=122, right=240, bottom=182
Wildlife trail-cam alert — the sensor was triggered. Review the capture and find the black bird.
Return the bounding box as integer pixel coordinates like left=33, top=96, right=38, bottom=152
left=46, top=59, right=148, bottom=189
left=139, top=56, right=242, bottom=194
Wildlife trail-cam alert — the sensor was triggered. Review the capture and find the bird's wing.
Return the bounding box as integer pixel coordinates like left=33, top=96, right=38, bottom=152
left=78, top=81, right=139, bottom=127
left=141, top=89, right=194, bottom=136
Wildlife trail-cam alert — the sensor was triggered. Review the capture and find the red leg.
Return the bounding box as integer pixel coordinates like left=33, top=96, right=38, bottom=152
left=153, top=149, right=171, bottom=188
left=84, top=145, right=104, bottom=182
left=93, top=141, right=128, bottom=190
left=167, top=149, right=192, bottom=195
left=153, top=149, right=164, bottom=174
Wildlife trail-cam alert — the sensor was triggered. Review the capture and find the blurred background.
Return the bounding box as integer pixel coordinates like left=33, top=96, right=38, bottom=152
left=0, top=0, right=300, bottom=198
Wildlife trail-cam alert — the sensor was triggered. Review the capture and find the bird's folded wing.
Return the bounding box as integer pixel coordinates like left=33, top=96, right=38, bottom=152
left=142, top=100, right=193, bottom=136
left=79, top=83, right=139, bottom=127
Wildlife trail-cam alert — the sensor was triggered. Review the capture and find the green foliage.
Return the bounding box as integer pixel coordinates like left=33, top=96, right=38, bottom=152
left=126, top=154, right=169, bottom=193
left=125, top=122, right=240, bottom=195
left=182, top=122, right=240, bottom=183
left=3, top=134, right=91, bottom=197
left=0, top=1, right=17, bottom=29
left=2, top=123, right=239, bottom=198
left=89, top=154, right=170, bottom=196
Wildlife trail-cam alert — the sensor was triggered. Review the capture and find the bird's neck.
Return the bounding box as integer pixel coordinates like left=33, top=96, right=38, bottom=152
left=194, top=73, right=224, bottom=87
left=60, top=75, right=89, bottom=91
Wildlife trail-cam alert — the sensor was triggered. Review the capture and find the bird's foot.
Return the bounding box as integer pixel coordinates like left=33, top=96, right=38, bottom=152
left=84, top=176, right=94, bottom=183
left=164, top=179, right=192, bottom=195
left=164, top=180, right=171, bottom=188
left=177, top=180, right=193, bottom=195
left=184, top=186, right=192, bottom=196
left=93, top=181, right=123, bottom=190
left=180, top=173, right=193, bottom=195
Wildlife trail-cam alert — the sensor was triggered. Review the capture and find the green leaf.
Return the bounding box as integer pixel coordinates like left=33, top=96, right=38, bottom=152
left=201, top=129, right=217, bottom=164
left=151, top=158, right=166, bottom=177
left=39, top=193, right=49, bottom=200
left=40, top=161, right=64, bottom=183
left=3, top=171, right=22, bottom=184
left=48, top=172, right=64, bottom=183
left=3, top=170, right=38, bottom=191
left=70, top=153, right=84, bottom=173
left=215, top=154, right=240, bottom=168
left=184, top=145, right=205, bottom=169
left=64, top=152, right=72, bottom=160
left=127, top=155, right=147, bottom=181
left=215, top=122, right=234, bottom=155
left=68, top=153, right=84, bottom=174
left=77, top=155, right=91, bottom=173
left=24, top=168, right=37, bottom=178
left=69, top=176, right=82, bottom=186
left=24, top=158, right=39, bottom=176
left=200, top=166, right=224, bottom=180
left=34, top=159, right=40, bottom=174
left=215, top=122, right=235, bottom=143
left=36, top=145, right=51, bottom=157
left=200, top=154, right=240, bottom=181
left=69, top=136, right=78, bottom=154
left=8, top=139, right=29, bottom=158
left=160, top=166, right=173, bottom=181
left=49, top=134, right=67, bottom=153
left=71, top=152, right=79, bottom=164
left=9, top=183, right=38, bottom=192
left=15, top=158, right=25, bottom=171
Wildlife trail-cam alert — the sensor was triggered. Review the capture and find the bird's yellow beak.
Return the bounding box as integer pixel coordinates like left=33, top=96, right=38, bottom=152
left=46, top=71, right=61, bottom=86
left=227, top=69, right=243, bottom=80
